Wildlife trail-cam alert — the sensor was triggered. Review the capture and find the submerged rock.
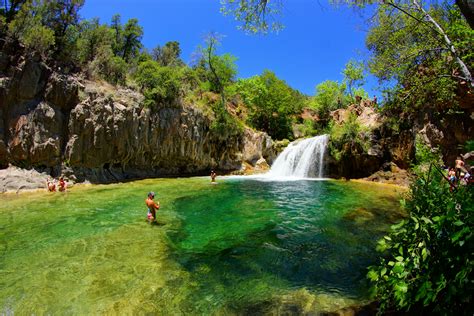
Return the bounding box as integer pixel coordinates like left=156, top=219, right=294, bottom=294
left=343, top=207, right=375, bottom=224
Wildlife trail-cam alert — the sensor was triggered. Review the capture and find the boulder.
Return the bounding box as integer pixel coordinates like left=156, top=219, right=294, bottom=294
left=0, top=165, right=49, bottom=193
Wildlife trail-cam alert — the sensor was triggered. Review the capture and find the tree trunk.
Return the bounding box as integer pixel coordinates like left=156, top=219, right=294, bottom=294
left=413, top=0, right=474, bottom=89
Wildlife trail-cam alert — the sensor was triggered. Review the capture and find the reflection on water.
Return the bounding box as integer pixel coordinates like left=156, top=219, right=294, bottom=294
left=0, top=177, right=405, bottom=314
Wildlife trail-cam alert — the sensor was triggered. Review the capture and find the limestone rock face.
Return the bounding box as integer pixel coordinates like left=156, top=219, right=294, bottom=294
left=326, top=102, right=415, bottom=178
left=242, top=127, right=276, bottom=165
left=0, top=165, right=49, bottom=193
left=330, top=102, right=381, bottom=129
left=8, top=102, right=64, bottom=166
left=0, top=107, right=8, bottom=168
left=0, top=59, right=274, bottom=183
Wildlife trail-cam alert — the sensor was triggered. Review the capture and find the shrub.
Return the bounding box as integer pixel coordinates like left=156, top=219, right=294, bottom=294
left=327, top=113, right=370, bottom=161
left=368, top=167, right=473, bottom=314
left=22, top=25, right=55, bottom=56
left=412, top=136, right=442, bottom=175
left=135, top=60, right=182, bottom=106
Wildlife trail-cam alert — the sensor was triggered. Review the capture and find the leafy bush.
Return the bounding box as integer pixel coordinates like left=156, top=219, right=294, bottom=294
left=293, top=118, right=319, bottom=138
left=368, top=168, right=473, bottom=314
left=22, top=25, right=55, bottom=55
left=309, top=80, right=348, bottom=119
left=210, top=105, right=243, bottom=140
left=464, top=140, right=474, bottom=152
left=412, top=136, right=442, bottom=175
left=327, top=113, right=369, bottom=161
left=135, top=60, right=182, bottom=106
left=237, top=70, right=305, bottom=140
left=7, top=1, right=55, bottom=56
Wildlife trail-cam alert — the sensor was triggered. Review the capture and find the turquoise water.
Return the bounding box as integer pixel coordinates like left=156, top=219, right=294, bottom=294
left=0, top=177, right=405, bottom=314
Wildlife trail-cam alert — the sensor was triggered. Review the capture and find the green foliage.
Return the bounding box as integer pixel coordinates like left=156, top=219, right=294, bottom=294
left=368, top=168, right=473, bottom=314
left=412, top=136, right=442, bottom=175
left=208, top=53, right=238, bottom=93
left=366, top=3, right=472, bottom=111
left=309, top=80, right=348, bottom=120
left=135, top=60, right=183, bottom=106
left=42, top=0, right=84, bottom=52
left=7, top=1, right=53, bottom=55
left=152, top=41, right=184, bottom=67
left=293, top=118, right=319, bottom=138
left=110, top=14, right=123, bottom=56
left=76, top=18, right=114, bottom=65
left=120, top=18, right=143, bottom=62
left=220, top=0, right=284, bottom=34
left=328, top=113, right=370, bottom=161
left=191, top=34, right=238, bottom=105
left=104, top=56, right=128, bottom=85
left=464, top=140, right=474, bottom=152
left=237, top=70, right=305, bottom=140
left=210, top=103, right=244, bottom=141
left=22, top=23, right=55, bottom=55
left=342, top=59, right=365, bottom=100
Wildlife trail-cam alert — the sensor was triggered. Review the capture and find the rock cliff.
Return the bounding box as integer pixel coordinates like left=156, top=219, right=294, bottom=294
left=0, top=51, right=275, bottom=187
left=324, top=98, right=473, bottom=180
left=325, top=102, right=415, bottom=179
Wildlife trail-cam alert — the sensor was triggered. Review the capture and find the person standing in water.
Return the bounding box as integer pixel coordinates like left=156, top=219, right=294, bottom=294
left=210, top=170, right=217, bottom=183
left=145, top=192, right=160, bottom=222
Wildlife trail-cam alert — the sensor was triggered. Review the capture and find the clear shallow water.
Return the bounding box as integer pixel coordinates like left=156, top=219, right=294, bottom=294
left=0, top=177, right=405, bottom=314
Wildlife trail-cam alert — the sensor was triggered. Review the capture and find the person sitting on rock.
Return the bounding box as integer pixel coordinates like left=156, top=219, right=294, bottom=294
left=455, top=157, right=466, bottom=179
left=58, top=177, right=67, bottom=192
left=47, top=178, right=56, bottom=192
left=448, top=167, right=457, bottom=183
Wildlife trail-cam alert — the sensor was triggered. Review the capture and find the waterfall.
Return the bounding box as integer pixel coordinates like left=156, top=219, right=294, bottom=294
left=266, top=135, right=329, bottom=179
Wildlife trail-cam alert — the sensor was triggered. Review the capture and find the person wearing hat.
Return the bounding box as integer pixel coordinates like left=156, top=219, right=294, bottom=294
left=145, top=191, right=160, bottom=222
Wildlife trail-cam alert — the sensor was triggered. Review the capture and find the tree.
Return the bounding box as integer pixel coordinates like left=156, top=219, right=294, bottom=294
left=237, top=70, right=305, bottom=139
left=77, top=18, right=114, bottom=65
left=220, top=0, right=284, bottom=34
left=194, top=33, right=238, bottom=102
left=120, top=18, right=143, bottom=62
left=151, top=41, right=184, bottom=67
left=220, top=0, right=473, bottom=89
left=342, top=59, right=365, bottom=101
left=6, top=1, right=55, bottom=56
left=366, top=3, right=472, bottom=110
left=310, top=80, right=348, bottom=119
left=110, top=14, right=123, bottom=56
left=42, top=0, right=84, bottom=53
left=134, top=60, right=182, bottom=106
left=1, top=0, right=28, bottom=23
left=367, top=167, right=473, bottom=314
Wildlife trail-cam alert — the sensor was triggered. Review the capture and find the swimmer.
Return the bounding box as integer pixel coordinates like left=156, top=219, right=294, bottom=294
left=145, top=191, right=160, bottom=222
left=210, top=170, right=217, bottom=183
left=58, top=177, right=67, bottom=192
left=46, top=178, right=56, bottom=192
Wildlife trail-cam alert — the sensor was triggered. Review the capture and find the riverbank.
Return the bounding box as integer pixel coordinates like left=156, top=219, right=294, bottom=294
left=0, top=163, right=412, bottom=194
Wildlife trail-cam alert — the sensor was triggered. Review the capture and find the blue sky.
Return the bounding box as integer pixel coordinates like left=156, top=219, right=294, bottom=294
left=80, top=0, right=379, bottom=97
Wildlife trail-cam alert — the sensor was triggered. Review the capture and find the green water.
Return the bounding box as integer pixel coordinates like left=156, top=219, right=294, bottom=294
left=0, top=177, right=405, bottom=314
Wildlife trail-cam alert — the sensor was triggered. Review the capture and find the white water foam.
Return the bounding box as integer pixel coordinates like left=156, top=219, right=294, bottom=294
left=264, top=135, right=329, bottom=180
